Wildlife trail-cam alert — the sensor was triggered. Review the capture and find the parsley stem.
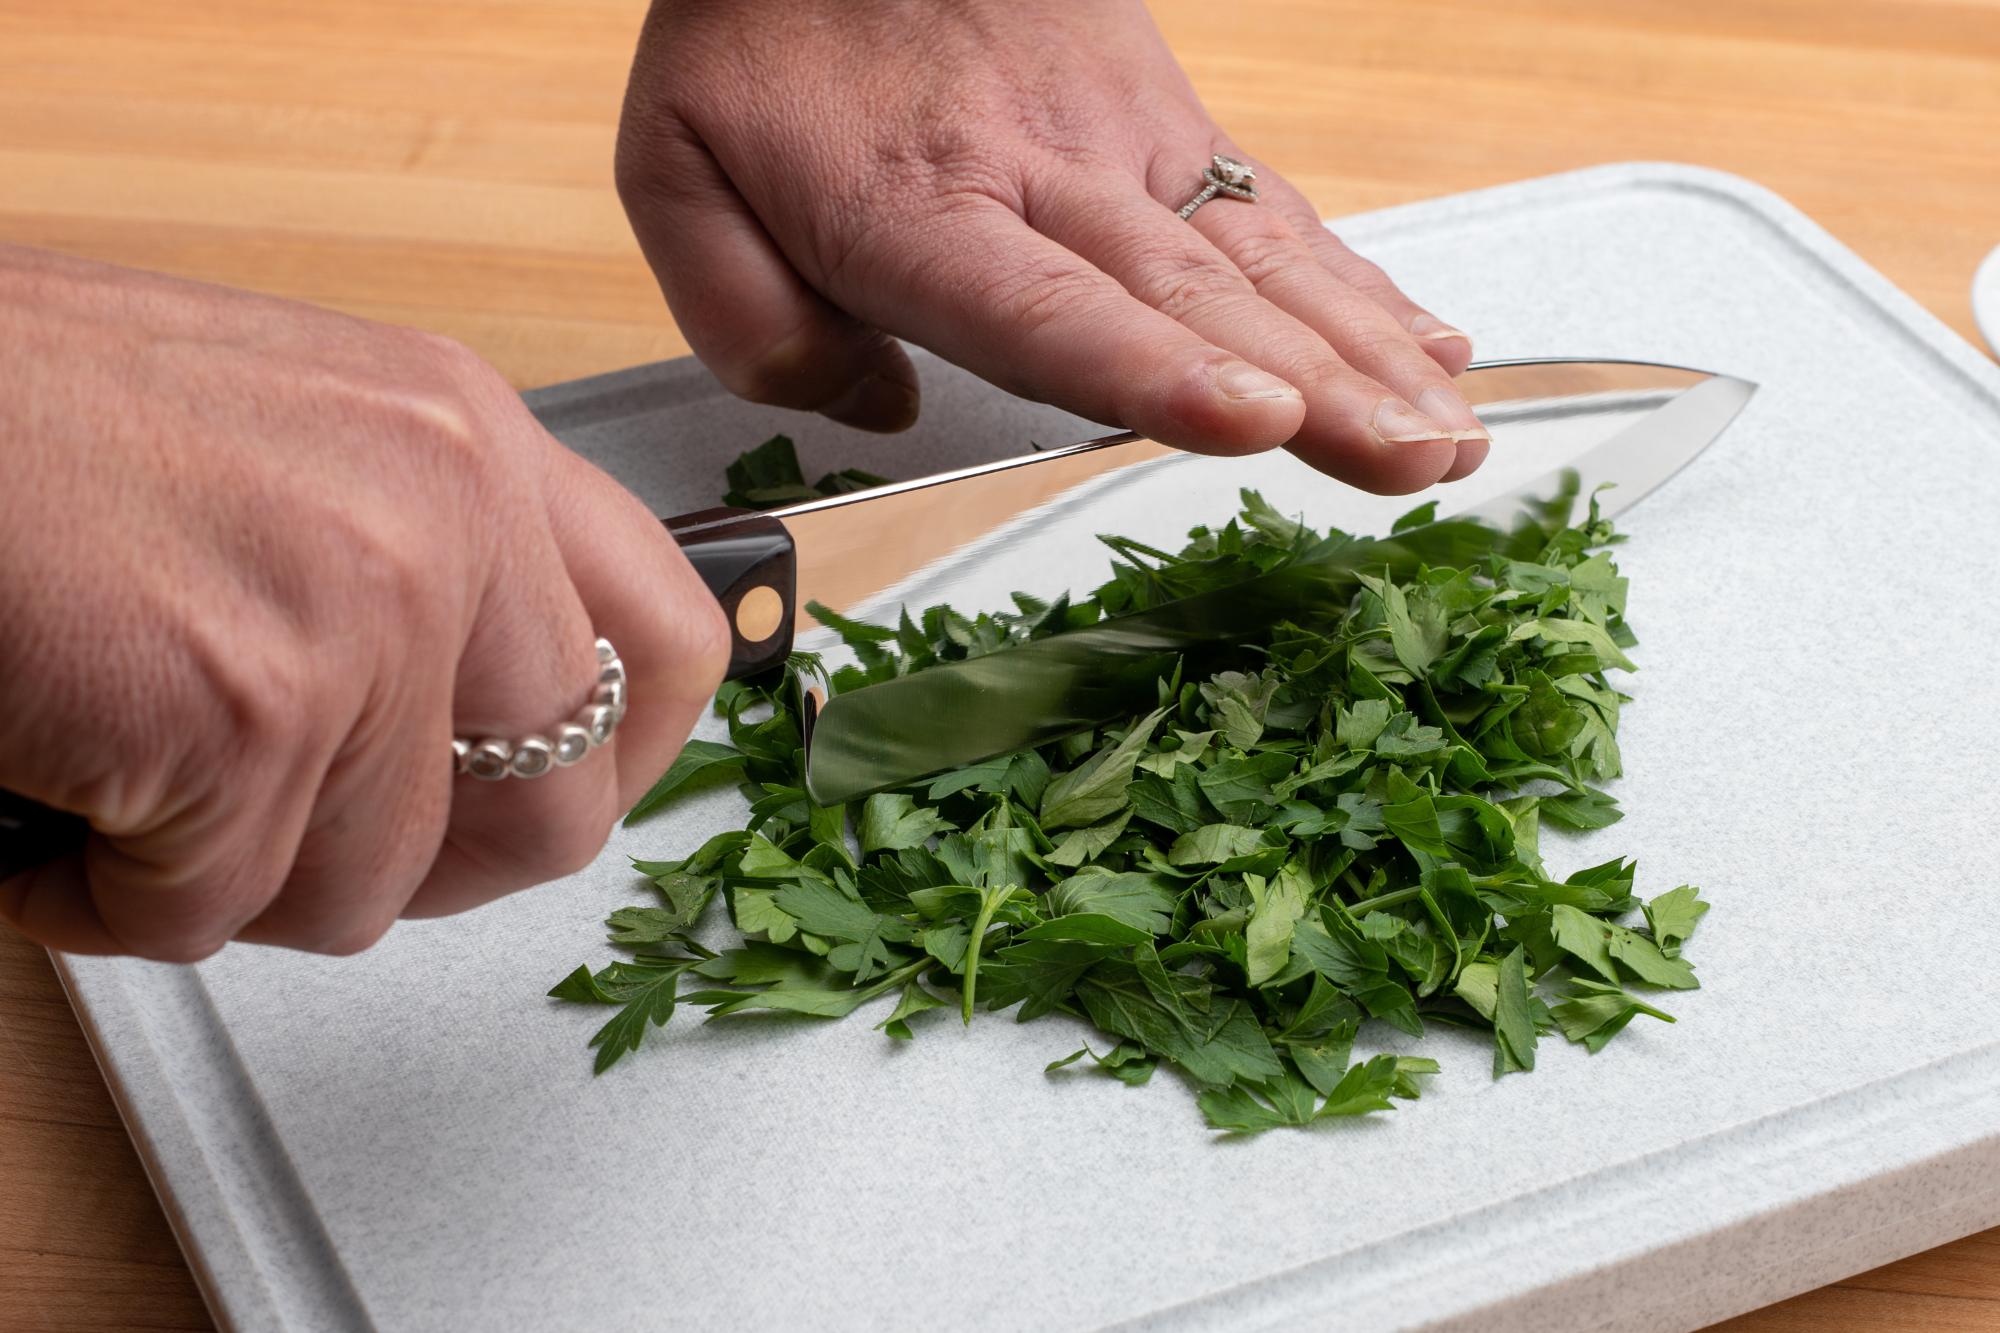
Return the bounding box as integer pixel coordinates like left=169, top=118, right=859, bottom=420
left=960, top=887, right=1013, bottom=1024
left=1348, top=886, right=1424, bottom=916
left=857, top=959, right=927, bottom=1004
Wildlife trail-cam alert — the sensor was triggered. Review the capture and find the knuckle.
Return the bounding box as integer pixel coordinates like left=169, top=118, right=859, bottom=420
left=1325, top=317, right=1416, bottom=368
left=901, top=126, right=1012, bottom=201
left=474, top=781, right=617, bottom=887
left=197, top=634, right=316, bottom=758
left=982, top=259, right=1112, bottom=342
left=354, top=372, right=516, bottom=537
left=119, top=868, right=271, bottom=963
left=316, top=912, right=398, bottom=957
left=874, top=100, right=975, bottom=178
left=146, top=932, right=231, bottom=965
left=1144, top=255, right=1251, bottom=326
left=612, top=126, right=671, bottom=211
left=1219, top=226, right=1304, bottom=290
left=1343, top=253, right=1393, bottom=289
left=812, top=184, right=1007, bottom=311
left=1315, top=233, right=1391, bottom=287
left=861, top=81, right=1024, bottom=205
left=350, top=525, right=436, bottom=627
left=1284, top=357, right=1365, bottom=400
left=540, top=807, right=614, bottom=881
left=809, top=202, right=893, bottom=301
left=320, top=505, right=447, bottom=637
left=364, top=377, right=491, bottom=479
left=812, top=180, right=998, bottom=300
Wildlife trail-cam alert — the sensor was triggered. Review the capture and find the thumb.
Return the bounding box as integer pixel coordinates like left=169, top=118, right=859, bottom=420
left=616, top=114, right=919, bottom=432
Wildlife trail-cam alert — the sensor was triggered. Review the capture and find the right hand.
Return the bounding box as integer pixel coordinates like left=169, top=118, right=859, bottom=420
left=616, top=0, right=1486, bottom=494
left=0, top=245, right=730, bottom=961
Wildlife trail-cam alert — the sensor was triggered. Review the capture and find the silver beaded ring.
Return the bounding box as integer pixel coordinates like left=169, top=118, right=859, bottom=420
left=452, top=637, right=627, bottom=781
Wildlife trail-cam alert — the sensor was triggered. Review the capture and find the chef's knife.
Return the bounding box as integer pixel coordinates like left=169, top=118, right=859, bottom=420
left=786, top=358, right=1756, bottom=804
left=0, top=358, right=1754, bottom=877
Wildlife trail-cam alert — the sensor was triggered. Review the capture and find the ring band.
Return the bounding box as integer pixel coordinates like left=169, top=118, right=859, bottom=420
left=452, top=637, right=627, bottom=781
left=1176, top=154, right=1258, bottom=221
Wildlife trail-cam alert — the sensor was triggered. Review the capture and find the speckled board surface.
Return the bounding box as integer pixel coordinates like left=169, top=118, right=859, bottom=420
left=56, top=163, right=2000, bottom=1333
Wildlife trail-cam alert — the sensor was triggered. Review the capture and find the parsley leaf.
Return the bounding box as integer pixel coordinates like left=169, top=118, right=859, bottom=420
left=724, top=434, right=891, bottom=510
left=556, top=474, right=1709, bottom=1135
left=625, top=739, right=746, bottom=824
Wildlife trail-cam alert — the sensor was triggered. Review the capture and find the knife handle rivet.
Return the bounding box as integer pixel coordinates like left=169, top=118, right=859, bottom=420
left=734, top=585, right=785, bottom=644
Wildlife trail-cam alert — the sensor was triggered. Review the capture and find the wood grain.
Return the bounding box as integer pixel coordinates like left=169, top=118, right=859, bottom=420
left=1, top=1, right=1996, bottom=1329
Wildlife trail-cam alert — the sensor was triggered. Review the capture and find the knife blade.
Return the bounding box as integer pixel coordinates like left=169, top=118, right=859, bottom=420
left=784, top=358, right=1757, bottom=804
left=0, top=358, right=1755, bottom=876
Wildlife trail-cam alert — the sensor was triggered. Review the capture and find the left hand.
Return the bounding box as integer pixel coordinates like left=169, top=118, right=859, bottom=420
left=615, top=0, right=1488, bottom=495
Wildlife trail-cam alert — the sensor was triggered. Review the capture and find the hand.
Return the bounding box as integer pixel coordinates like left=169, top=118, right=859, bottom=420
left=0, top=246, right=729, bottom=960
left=616, top=0, right=1486, bottom=494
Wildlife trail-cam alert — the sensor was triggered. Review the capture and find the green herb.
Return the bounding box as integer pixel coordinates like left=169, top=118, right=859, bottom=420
left=555, top=481, right=1706, bottom=1133
left=723, top=434, right=891, bottom=510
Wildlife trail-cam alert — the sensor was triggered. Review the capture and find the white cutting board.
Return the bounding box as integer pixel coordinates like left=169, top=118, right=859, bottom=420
left=1976, top=242, right=2000, bottom=359
left=56, top=163, right=2000, bottom=1333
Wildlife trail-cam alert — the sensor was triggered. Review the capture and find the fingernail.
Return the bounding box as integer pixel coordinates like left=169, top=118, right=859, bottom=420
left=1416, top=385, right=1492, bottom=443
left=1215, top=362, right=1302, bottom=402
left=1371, top=398, right=1454, bottom=445
left=822, top=373, right=919, bottom=432
left=1410, top=312, right=1471, bottom=344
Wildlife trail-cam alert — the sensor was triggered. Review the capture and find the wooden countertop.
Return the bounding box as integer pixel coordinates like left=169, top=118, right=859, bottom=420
left=1, top=1, right=1996, bottom=1328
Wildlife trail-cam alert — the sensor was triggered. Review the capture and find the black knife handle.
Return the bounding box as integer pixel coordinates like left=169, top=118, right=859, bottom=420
left=0, top=788, right=88, bottom=881
left=664, top=507, right=797, bottom=680
left=0, top=512, right=797, bottom=879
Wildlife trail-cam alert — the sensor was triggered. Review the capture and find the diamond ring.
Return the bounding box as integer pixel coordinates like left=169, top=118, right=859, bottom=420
left=1175, top=154, right=1258, bottom=221
left=452, top=637, right=627, bottom=780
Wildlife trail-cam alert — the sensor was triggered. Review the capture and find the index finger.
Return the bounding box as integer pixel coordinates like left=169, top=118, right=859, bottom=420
left=539, top=442, right=731, bottom=814
left=816, top=200, right=1307, bottom=457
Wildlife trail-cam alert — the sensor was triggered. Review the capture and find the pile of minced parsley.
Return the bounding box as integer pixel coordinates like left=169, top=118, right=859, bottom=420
left=551, top=438, right=1706, bottom=1134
